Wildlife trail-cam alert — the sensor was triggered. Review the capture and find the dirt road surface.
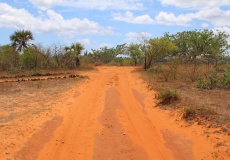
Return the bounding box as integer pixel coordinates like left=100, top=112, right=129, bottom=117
left=2, top=67, right=229, bottom=159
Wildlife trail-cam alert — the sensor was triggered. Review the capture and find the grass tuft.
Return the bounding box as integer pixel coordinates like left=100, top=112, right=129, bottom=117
left=155, top=88, right=180, bottom=105
left=182, top=107, right=196, bottom=119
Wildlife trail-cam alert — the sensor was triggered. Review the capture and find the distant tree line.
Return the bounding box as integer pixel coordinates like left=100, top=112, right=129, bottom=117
left=0, top=30, right=85, bottom=72
left=0, top=29, right=229, bottom=72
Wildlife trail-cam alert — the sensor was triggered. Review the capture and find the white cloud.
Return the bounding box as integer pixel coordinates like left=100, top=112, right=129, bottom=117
left=155, top=8, right=230, bottom=27
left=112, top=11, right=154, bottom=24
left=213, top=27, right=230, bottom=35
left=196, top=8, right=230, bottom=27
left=212, top=27, right=230, bottom=37
left=125, top=32, right=152, bottom=42
left=161, top=0, right=229, bottom=9
left=29, top=0, right=62, bottom=10
left=29, top=0, right=147, bottom=11
left=155, top=12, right=195, bottom=26
left=0, top=3, right=113, bottom=37
left=201, top=23, right=209, bottom=28
left=77, top=39, right=91, bottom=46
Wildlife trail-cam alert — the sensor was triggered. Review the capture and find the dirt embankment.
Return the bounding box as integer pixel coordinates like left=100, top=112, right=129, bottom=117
left=0, top=67, right=229, bottom=160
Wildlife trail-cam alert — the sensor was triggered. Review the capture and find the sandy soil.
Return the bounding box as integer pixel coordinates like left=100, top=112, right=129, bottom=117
left=0, top=66, right=230, bottom=160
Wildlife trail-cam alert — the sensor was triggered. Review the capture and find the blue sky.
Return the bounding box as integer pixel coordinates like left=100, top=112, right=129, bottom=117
left=0, top=0, right=229, bottom=51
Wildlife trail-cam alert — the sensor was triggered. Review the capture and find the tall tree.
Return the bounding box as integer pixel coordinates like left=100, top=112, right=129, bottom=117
left=128, top=43, right=143, bottom=66
left=138, top=33, right=150, bottom=70
left=146, top=37, right=178, bottom=69
left=21, top=45, right=41, bottom=72
left=10, top=30, right=34, bottom=52
left=166, top=29, right=230, bottom=68
left=65, top=42, right=84, bottom=66
left=91, top=46, right=117, bottom=64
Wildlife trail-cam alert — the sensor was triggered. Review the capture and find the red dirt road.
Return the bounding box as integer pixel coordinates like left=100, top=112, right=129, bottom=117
left=12, top=67, right=229, bottom=160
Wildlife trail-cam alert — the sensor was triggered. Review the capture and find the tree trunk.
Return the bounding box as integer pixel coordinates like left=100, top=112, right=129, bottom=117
left=76, top=57, right=80, bottom=66
left=146, top=58, right=152, bottom=69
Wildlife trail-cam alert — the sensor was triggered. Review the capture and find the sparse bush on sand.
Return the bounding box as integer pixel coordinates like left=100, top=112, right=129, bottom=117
left=155, top=88, right=180, bottom=105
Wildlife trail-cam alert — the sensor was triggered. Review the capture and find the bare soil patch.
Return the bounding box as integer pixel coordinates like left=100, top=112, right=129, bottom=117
left=0, top=70, right=86, bottom=160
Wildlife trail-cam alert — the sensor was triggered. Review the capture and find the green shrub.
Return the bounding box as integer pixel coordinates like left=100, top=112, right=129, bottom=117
left=147, top=66, right=162, bottom=73
left=8, top=67, right=19, bottom=74
left=221, top=69, right=230, bottom=88
left=182, top=106, right=196, bottom=119
left=94, top=62, right=103, bottom=66
left=147, top=68, right=154, bottom=73
left=122, top=58, right=133, bottom=66
left=108, top=60, right=120, bottom=66
left=197, top=68, right=230, bottom=89
left=196, top=76, right=212, bottom=89
left=155, top=88, right=180, bottom=105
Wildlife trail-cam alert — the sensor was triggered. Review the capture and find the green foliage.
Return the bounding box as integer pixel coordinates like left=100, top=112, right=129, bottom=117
left=91, top=46, right=117, bottom=64
left=122, top=58, right=133, bottom=66
left=92, top=47, right=116, bottom=64
left=80, top=56, right=92, bottom=66
left=196, top=76, right=212, bottom=89
left=182, top=107, right=196, bottom=119
left=0, top=45, right=19, bottom=71
left=10, top=30, right=34, bottom=52
left=166, top=30, right=230, bottom=65
left=147, top=66, right=162, bottom=73
left=220, top=69, right=230, bottom=88
left=155, top=88, right=180, bottom=105
left=196, top=68, right=230, bottom=89
left=8, top=67, right=19, bottom=74
left=1, top=29, right=228, bottom=72
left=91, top=44, right=127, bottom=64
left=65, top=43, right=84, bottom=67
left=108, top=60, right=120, bottom=66
left=128, top=43, right=143, bottom=66
left=146, top=37, right=178, bottom=69
left=21, top=46, right=45, bottom=71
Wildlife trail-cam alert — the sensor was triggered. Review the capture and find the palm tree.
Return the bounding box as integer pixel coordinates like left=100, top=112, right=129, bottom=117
left=10, top=30, right=34, bottom=52
left=65, top=43, right=85, bottom=66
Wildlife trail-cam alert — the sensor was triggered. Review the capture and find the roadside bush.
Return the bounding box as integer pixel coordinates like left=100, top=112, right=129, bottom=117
left=147, top=66, right=162, bottom=73
left=94, top=62, right=103, bottom=66
left=196, top=68, right=230, bottom=89
left=122, top=58, right=133, bottom=66
left=108, top=60, right=120, bottom=66
left=8, top=67, right=19, bottom=74
left=182, top=106, right=196, bottom=119
left=196, top=76, right=212, bottom=89
left=221, top=69, right=230, bottom=88
left=155, top=88, right=180, bottom=105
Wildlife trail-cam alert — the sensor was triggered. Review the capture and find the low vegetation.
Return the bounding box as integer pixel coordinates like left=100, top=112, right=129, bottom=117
left=196, top=68, right=230, bottom=89
left=182, top=107, right=196, bottom=119
left=155, top=88, right=180, bottom=105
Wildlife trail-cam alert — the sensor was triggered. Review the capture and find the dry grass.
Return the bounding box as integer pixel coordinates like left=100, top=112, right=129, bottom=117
left=0, top=70, right=87, bottom=159
left=0, top=74, right=84, bottom=124
left=141, top=64, right=230, bottom=131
